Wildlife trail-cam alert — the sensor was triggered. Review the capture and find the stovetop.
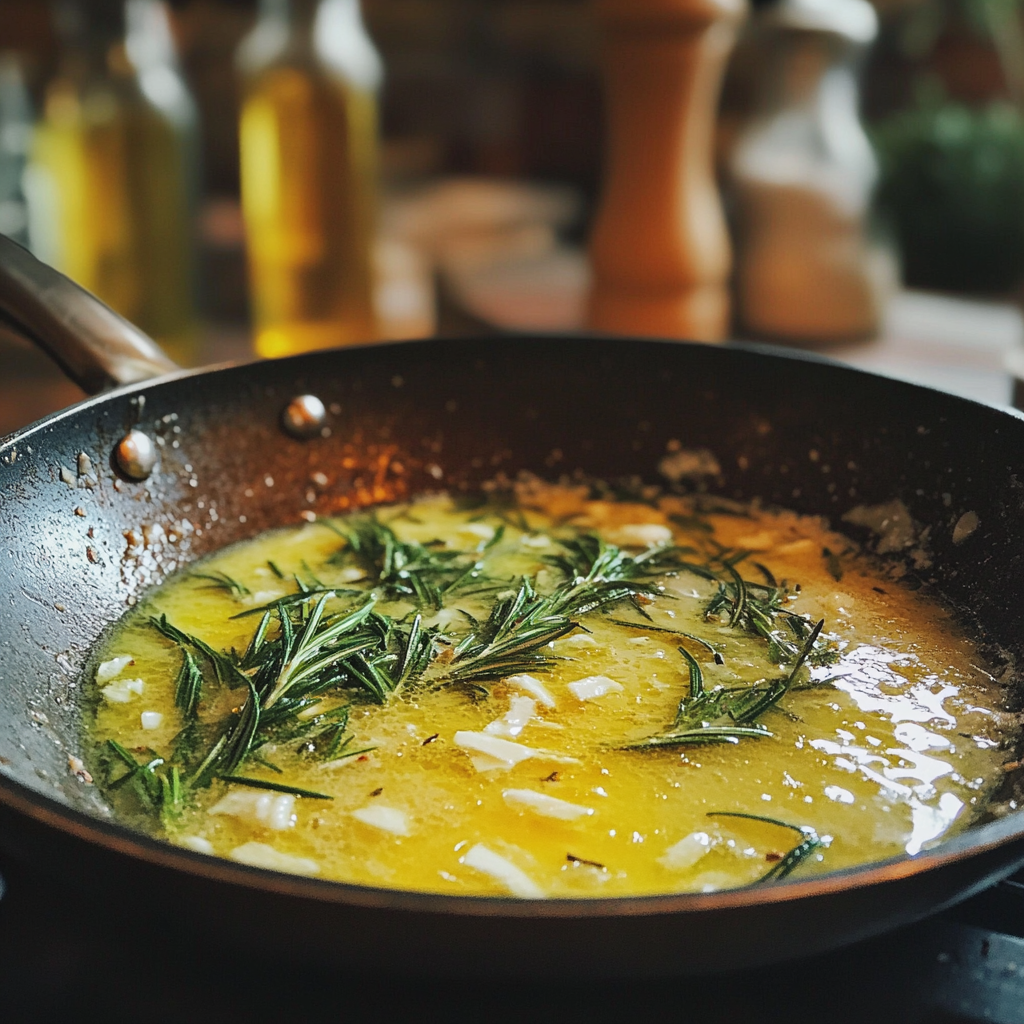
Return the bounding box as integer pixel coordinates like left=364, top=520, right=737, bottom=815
left=1, top=850, right=1022, bottom=1024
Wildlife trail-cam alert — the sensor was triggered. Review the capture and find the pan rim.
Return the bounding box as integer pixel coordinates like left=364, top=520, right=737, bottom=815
left=4, top=333, right=1024, bottom=456
left=2, top=333, right=1024, bottom=919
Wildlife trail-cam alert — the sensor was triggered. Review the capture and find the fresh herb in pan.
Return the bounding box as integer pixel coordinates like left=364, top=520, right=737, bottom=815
left=434, top=534, right=691, bottom=689
left=150, top=613, right=249, bottom=686
left=127, top=591, right=413, bottom=820
left=620, top=619, right=825, bottom=750
left=190, top=570, right=251, bottom=597
left=621, top=725, right=774, bottom=749
left=436, top=577, right=577, bottom=688
left=700, top=555, right=835, bottom=667
left=323, top=514, right=501, bottom=610
left=173, top=649, right=203, bottom=719
left=217, top=775, right=334, bottom=800
left=706, top=812, right=825, bottom=883
left=85, top=487, right=995, bottom=898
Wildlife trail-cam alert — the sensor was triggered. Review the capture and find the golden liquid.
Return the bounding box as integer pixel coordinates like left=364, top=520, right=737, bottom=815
left=87, top=491, right=1011, bottom=898
left=240, top=64, right=378, bottom=357
left=27, top=62, right=198, bottom=366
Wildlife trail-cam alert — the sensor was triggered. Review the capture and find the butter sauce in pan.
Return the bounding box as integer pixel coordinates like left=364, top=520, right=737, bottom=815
left=86, top=482, right=1012, bottom=898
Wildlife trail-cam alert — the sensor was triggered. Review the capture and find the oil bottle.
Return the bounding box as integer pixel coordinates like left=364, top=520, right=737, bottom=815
left=237, top=0, right=382, bottom=358
left=25, top=0, right=200, bottom=365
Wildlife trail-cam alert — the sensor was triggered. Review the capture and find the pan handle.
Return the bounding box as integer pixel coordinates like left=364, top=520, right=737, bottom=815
left=0, top=233, right=179, bottom=394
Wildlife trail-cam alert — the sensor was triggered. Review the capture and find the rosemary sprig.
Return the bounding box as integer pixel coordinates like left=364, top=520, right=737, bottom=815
left=173, top=649, right=203, bottom=719
left=123, top=593, right=399, bottom=820
left=699, top=553, right=834, bottom=667
left=621, top=725, right=773, bottom=750
left=438, top=577, right=576, bottom=686
left=262, top=593, right=379, bottom=709
left=706, top=811, right=824, bottom=883
left=103, top=740, right=176, bottom=816
left=620, top=611, right=825, bottom=749
left=724, top=620, right=824, bottom=725
left=433, top=534, right=747, bottom=691
left=543, top=534, right=678, bottom=616
left=324, top=515, right=497, bottom=610
left=607, top=618, right=725, bottom=664
left=150, top=614, right=248, bottom=686
left=677, top=644, right=704, bottom=700
left=217, top=775, right=334, bottom=800
left=191, top=570, right=250, bottom=597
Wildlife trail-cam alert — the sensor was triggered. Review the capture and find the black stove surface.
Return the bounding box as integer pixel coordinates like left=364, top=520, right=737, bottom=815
left=2, top=852, right=1023, bottom=1024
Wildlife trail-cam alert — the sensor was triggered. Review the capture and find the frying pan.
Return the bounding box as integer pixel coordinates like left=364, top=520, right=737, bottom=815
left=1, top=234, right=1023, bottom=978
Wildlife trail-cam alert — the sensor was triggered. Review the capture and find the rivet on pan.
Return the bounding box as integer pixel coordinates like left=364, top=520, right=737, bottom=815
left=282, top=395, right=327, bottom=439
left=114, top=428, right=158, bottom=481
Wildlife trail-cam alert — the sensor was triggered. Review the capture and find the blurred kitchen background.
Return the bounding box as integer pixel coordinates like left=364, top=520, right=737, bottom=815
left=4, top=0, right=1024, bottom=433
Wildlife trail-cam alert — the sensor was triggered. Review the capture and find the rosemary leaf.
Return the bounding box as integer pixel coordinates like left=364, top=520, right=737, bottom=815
left=173, top=649, right=203, bottom=719
left=217, top=775, right=334, bottom=800
left=706, top=811, right=824, bottom=883
left=622, top=725, right=773, bottom=749
left=191, top=570, right=250, bottom=597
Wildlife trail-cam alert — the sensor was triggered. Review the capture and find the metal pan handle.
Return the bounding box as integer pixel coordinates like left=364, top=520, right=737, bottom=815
left=0, top=233, right=179, bottom=395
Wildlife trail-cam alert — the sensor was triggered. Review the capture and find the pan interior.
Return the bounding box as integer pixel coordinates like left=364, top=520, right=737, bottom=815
left=1, top=336, right=1023, bottom=905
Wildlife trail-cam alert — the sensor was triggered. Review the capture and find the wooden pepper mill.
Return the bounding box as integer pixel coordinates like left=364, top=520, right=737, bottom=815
left=588, top=0, right=746, bottom=342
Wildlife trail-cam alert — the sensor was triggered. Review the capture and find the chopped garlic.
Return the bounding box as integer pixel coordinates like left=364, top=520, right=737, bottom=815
left=100, top=678, right=145, bottom=703
left=608, top=523, right=673, bottom=547
left=181, top=835, right=215, bottom=855
left=505, top=673, right=556, bottom=709
left=454, top=731, right=538, bottom=771
left=503, top=789, right=594, bottom=820
left=229, top=841, right=320, bottom=876
left=659, top=831, right=712, bottom=871
left=351, top=805, right=410, bottom=836
left=462, top=843, right=544, bottom=898
left=209, top=790, right=297, bottom=830
left=556, top=634, right=599, bottom=651
left=140, top=711, right=163, bottom=730
left=520, top=534, right=550, bottom=548
left=484, top=696, right=536, bottom=738
left=247, top=589, right=286, bottom=606
left=458, top=522, right=495, bottom=543
left=96, top=655, right=134, bottom=683
left=425, top=606, right=465, bottom=630
left=338, top=567, right=366, bottom=583
left=454, top=731, right=578, bottom=772
left=567, top=675, right=624, bottom=701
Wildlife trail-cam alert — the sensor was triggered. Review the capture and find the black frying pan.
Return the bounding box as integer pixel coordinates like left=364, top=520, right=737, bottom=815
left=1, top=235, right=1023, bottom=978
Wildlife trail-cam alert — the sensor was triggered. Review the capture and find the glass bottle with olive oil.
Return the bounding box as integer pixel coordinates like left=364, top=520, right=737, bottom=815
left=237, top=0, right=382, bottom=358
left=25, top=0, right=200, bottom=365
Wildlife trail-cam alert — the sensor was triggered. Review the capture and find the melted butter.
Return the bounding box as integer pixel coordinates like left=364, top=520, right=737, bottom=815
left=86, top=490, right=1010, bottom=897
